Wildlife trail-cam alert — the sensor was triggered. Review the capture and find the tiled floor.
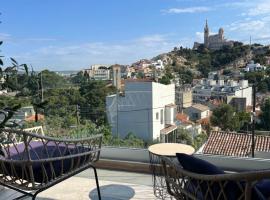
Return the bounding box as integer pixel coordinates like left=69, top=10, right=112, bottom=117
left=0, top=169, right=157, bottom=200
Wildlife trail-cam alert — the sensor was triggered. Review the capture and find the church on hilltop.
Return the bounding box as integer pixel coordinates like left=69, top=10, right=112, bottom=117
left=193, top=20, right=234, bottom=50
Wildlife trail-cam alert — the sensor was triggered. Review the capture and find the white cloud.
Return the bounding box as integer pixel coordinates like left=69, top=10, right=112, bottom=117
left=0, top=33, right=12, bottom=41
left=228, top=20, right=265, bottom=32
left=244, top=1, right=270, bottom=16
left=162, top=6, right=211, bottom=14
left=11, top=34, right=183, bottom=70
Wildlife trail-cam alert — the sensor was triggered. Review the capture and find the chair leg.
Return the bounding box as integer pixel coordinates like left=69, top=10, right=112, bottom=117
left=32, top=191, right=39, bottom=200
left=90, top=165, right=101, bottom=200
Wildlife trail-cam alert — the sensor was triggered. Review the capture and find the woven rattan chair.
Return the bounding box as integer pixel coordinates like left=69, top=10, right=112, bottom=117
left=161, top=156, right=270, bottom=200
left=0, top=129, right=102, bottom=200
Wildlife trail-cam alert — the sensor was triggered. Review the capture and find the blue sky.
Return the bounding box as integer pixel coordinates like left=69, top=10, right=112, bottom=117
left=1, top=0, right=270, bottom=71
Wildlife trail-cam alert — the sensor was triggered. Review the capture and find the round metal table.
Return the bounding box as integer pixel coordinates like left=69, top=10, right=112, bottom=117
left=148, top=143, right=195, bottom=199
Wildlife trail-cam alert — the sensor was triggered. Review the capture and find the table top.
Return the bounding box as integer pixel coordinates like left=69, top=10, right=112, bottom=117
left=148, top=143, right=195, bottom=157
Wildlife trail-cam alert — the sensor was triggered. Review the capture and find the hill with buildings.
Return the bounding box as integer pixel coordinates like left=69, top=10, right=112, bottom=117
left=153, top=42, right=270, bottom=77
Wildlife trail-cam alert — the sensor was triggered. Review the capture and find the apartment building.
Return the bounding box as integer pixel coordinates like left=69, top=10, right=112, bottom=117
left=193, top=79, right=252, bottom=107
left=106, top=81, right=176, bottom=141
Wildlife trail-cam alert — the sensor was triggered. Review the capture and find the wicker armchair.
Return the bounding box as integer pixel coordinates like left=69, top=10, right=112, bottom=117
left=0, top=129, right=102, bottom=200
left=161, top=156, right=270, bottom=200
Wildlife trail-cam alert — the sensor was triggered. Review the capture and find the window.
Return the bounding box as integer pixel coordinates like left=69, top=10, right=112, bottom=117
left=160, top=109, right=163, bottom=124
left=156, top=112, right=159, bottom=120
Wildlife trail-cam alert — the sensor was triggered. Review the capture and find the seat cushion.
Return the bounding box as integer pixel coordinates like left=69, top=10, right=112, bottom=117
left=176, top=153, right=243, bottom=200
left=176, top=153, right=224, bottom=175
left=254, top=179, right=270, bottom=199
left=1, top=141, right=90, bottom=183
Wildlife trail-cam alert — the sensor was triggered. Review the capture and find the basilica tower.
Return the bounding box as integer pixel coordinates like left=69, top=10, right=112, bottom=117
left=204, top=19, right=209, bottom=48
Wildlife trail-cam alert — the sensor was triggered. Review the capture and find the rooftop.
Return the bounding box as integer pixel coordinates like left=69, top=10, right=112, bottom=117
left=202, top=131, right=270, bottom=157
left=190, top=104, right=209, bottom=112
left=0, top=169, right=155, bottom=200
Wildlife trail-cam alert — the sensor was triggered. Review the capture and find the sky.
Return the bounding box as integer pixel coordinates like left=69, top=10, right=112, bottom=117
left=0, top=0, right=270, bottom=71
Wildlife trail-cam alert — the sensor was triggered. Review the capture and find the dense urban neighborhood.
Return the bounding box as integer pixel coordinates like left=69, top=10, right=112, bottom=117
left=2, top=1, right=270, bottom=198
left=1, top=22, right=270, bottom=152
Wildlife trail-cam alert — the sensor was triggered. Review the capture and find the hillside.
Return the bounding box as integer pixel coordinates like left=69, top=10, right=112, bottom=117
left=152, top=42, right=270, bottom=77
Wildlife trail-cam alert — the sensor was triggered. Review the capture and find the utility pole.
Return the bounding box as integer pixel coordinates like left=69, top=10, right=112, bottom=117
left=40, top=71, right=44, bottom=102
left=252, top=84, right=256, bottom=158
left=76, top=104, right=80, bottom=126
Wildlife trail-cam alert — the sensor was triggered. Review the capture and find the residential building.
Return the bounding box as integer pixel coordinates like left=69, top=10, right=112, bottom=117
left=227, top=97, right=247, bottom=112
left=151, top=59, right=164, bottom=69
left=192, top=78, right=252, bottom=106
left=82, top=64, right=111, bottom=80
left=0, top=106, right=44, bottom=126
left=106, top=81, right=176, bottom=141
left=175, top=85, right=193, bottom=112
left=244, top=60, right=266, bottom=72
left=175, top=113, right=202, bottom=138
left=193, top=20, right=234, bottom=50
left=184, top=104, right=210, bottom=121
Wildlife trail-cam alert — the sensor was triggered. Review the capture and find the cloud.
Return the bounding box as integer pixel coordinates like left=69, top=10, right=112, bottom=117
left=24, top=38, right=56, bottom=42
left=228, top=20, right=265, bottom=32
left=11, top=34, right=183, bottom=71
left=244, top=1, right=270, bottom=16
left=162, top=6, right=211, bottom=14
left=0, top=33, right=12, bottom=41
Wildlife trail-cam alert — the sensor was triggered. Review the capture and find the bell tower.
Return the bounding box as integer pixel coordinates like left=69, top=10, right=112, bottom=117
left=204, top=19, right=209, bottom=48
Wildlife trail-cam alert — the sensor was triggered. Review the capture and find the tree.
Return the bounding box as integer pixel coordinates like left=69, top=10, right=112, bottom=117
left=39, top=70, right=68, bottom=89
left=193, top=133, right=208, bottom=150
left=136, top=71, right=144, bottom=79
left=71, top=71, right=89, bottom=84
left=177, top=128, right=193, bottom=145
left=244, top=71, right=265, bottom=84
left=159, top=76, right=171, bottom=85
left=258, top=81, right=268, bottom=93
left=79, top=80, right=116, bottom=125
left=260, top=98, right=270, bottom=130
left=210, top=104, right=240, bottom=131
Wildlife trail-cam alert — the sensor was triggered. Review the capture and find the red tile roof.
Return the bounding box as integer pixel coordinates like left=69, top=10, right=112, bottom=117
left=176, top=113, right=189, bottom=123
left=202, top=131, right=270, bottom=157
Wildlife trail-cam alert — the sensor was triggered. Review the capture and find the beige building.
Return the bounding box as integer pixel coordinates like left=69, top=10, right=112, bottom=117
left=184, top=104, right=210, bottom=121
left=175, top=85, right=192, bottom=112
left=194, top=20, right=234, bottom=50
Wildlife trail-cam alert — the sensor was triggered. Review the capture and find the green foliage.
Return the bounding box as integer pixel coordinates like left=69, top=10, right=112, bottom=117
left=245, top=71, right=270, bottom=93
left=79, top=80, right=116, bottom=125
left=159, top=75, right=171, bottom=85
left=172, top=43, right=250, bottom=78
left=260, top=98, right=270, bottom=130
left=40, top=70, right=68, bottom=89
left=244, top=71, right=265, bottom=84
left=193, top=133, right=208, bottom=150
left=177, top=128, right=193, bottom=145
left=210, top=104, right=250, bottom=131
left=71, top=71, right=89, bottom=84
left=136, top=71, right=144, bottom=79
left=178, top=68, right=193, bottom=84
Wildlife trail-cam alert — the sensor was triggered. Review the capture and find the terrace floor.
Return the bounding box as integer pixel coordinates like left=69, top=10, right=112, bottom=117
left=0, top=169, right=159, bottom=200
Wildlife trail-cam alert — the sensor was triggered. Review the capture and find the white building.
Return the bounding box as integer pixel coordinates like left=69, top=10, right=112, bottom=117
left=244, top=60, right=266, bottom=72
left=106, top=81, right=176, bottom=141
left=83, top=64, right=111, bottom=80
left=193, top=79, right=252, bottom=106
left=151, top=60, right=164, bottom=69
left=184, top=104, right=210, bottom=121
